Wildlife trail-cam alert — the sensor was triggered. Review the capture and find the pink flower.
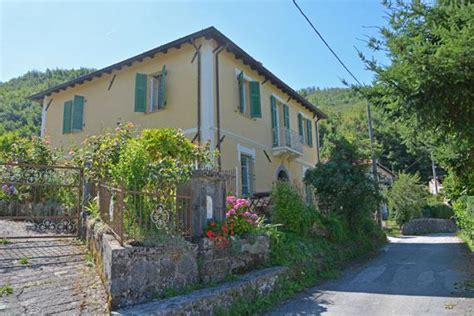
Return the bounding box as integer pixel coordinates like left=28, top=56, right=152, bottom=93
left=243, top=211, right=252, bottom=217
left=251, top=213, right=258, bottom=219
left=226, top=196, right=236, bottom=205
left=115, top=127, right=121, bottom=132
left=69, top=150, right=75, bottom=156
left=43, top=140, right=50, bottom=145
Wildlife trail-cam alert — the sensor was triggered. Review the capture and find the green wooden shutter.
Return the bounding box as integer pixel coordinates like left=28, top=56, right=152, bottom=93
left=158, top=65, right=167, bottom=109
left=238, top=71, right=244, bottom=113
left=298, top=113, right=304, bottom=143
left=249, top=81, right=261, bottom=118
left=62, top=101, right=73, bottom=134
left=306, top=119, right=313, bottom=147
left=72, top=95, right=84, bottom=131
left=270, top=96, right=278, bottom=147
left=283, top=104, right=290, bottom=129
left=135, top=73, right=147, bottom=113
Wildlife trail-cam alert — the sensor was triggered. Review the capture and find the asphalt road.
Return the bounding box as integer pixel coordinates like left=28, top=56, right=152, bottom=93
left=268, top=234, right=473, bottom=316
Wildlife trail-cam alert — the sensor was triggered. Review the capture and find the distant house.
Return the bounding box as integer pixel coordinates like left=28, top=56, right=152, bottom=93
left=429, top=178, right=443, bottom=195
left=29, top=26, right=327, bottom=198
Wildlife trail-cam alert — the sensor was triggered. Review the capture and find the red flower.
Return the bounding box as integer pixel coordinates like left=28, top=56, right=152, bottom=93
left=206, top=230, right=213, bottom=238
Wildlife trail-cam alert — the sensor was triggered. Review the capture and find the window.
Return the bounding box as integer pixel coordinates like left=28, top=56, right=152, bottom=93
left=297, top=114, right=314, bottom=147
left=240, top=154, right=254, bottom=197
left=238, top=71, right=261, bottom=118
left=62, top=95, right=84, bottom=134
left=134, top=65, right=167, bottom=113
left=270, top=95, right=291, bottom=147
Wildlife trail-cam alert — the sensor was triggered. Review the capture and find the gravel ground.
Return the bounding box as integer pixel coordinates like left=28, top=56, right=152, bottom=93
left=0, top=221, right=109, bottom=315
left=268, top=234, right=474, bottom=316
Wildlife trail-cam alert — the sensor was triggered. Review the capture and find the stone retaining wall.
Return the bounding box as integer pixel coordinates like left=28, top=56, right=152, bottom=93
left=115, top=266, right=289, bottom=315
left=83, top=217, right=270, bottom=309
left=401, top=218, right=457, bottom=235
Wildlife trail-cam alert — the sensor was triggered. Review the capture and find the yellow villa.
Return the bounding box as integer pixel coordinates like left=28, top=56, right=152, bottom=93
left=30, top=27, right=327, bottom=197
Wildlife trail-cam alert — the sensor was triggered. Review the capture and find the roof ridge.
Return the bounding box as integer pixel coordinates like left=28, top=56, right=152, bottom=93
left=29, top=26, right=327, bottom=119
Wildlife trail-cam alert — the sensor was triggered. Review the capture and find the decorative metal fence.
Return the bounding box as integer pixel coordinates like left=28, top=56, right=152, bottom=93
left=0, top=163, right=83, bottom=238
left=249, top=192, right=272, bottom=217
left=97, top=182, right=192, bottom=245
left=221, top=168, right=238, bottom=196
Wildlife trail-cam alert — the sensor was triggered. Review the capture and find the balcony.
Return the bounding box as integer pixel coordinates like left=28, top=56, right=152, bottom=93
left=272, top=128, right=303, bottom=159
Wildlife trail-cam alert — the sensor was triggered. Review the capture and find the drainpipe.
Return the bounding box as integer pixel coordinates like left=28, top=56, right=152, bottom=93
left=215, top=44, right=227, bottom=171
left=40, top=97, right=48, bottom=137
left=191, top=40, right=201, bottom=145
left=315, top=116, right=321, bottom=163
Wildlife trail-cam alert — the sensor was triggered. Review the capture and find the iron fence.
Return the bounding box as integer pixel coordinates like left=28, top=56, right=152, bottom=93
left=97, top=182, right=192, bottom=245
left=0, top=162, right=83, bottom=238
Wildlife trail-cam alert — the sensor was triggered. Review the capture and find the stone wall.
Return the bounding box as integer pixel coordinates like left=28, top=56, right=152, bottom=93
left=198, top=235, right=271, bottom=283
left=401, top=218, right=457, bottom=235
left=115, top=266, right=289, bottom=315
left=83, top=217, right=271, bottom=309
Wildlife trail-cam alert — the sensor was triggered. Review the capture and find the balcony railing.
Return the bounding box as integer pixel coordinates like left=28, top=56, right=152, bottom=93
left=272, top=128, right=303, bottom=156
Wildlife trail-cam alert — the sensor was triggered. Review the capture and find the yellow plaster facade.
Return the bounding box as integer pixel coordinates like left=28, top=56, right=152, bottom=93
left=37, top=30, right=325, bottom=196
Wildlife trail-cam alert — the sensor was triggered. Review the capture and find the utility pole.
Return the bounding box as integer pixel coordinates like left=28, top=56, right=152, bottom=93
left=431, top=152, right=438, bottom=195
left=367, top=102, right=381, bottom=226
left=292, top=0, right=382, bottom=225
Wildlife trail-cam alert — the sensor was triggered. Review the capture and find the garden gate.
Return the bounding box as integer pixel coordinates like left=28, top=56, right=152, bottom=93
left=0, top=163, right=83, bottom=238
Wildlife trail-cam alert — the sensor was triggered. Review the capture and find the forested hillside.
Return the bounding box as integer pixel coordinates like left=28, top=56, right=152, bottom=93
left=0, top=68, right=94, bottom=136
left=301, top=87, right=434, bottom=181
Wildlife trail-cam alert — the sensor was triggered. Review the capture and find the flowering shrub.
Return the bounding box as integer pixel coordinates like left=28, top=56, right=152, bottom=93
left=0, top=184, right=18, bottom=202
left=203, top=196, right=261, bottom=247
left=225, top=196, right=259, bottom=235
left=0, top=133, right=56, bottom=165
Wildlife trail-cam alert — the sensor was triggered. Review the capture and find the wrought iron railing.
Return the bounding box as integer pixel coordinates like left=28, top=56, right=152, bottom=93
left=96, top=182, right=192, bottom=245
left=0, top=163, right=83, bottom=238
left=272, top=128, right=303, bottom=154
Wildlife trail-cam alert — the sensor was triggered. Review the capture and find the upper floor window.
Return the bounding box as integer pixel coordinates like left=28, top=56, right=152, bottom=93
left=134, top=65, right=167, bottom=113
left=297, top=113, right=313, bottom=147
left=237, top=71, right=261, bottom=118
left=62, top=95, right=84, bottom=134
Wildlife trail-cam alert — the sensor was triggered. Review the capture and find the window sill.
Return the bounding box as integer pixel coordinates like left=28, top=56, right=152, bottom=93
left=145, top=108, right=166, bottom=115
left=235, top=110, right=258, bottom=121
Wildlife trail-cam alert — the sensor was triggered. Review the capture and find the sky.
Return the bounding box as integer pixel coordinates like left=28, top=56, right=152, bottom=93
left=0, top=0, right=388, bottom=89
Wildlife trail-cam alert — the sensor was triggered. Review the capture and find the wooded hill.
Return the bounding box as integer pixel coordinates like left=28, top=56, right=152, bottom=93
left=0, top=68, right=94, bottom=136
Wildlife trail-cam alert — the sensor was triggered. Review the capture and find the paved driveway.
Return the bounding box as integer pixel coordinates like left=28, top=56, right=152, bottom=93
left=0, top=237, right=109, bottom=315
left=269, top=234, right=473, bottom=315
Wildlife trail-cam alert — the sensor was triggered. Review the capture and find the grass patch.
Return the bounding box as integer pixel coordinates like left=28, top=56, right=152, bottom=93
left=18, top=258, right=29, bottom=265
left=0, top=284, right=13, bottom=297
left=383, top=219, right=401, bottom=237
left=85, top=253, right=95, bottom=268
left=0, top=238, right=11, bottom=245
left=458, top=231, right=474, bottom=252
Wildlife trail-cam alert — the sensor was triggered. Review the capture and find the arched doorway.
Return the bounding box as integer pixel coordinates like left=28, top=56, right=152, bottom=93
left=277, top=169, right=289, bottom=181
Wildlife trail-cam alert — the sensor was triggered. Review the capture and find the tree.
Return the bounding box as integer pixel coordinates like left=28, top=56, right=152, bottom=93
left=304, top=133, right=381, bottom=230
left=0, top=68, right=95, bottom=136
left=359, top=0, right=474, bottom=197
left=387, top=173, right=428, bottom=227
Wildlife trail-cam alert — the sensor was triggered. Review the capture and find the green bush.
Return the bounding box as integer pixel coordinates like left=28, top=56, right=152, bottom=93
left=453, top=195, right=474, bottom=245
left=304, top=133, right=381, bottom=229
left=423, top=202, right=454, bottom=219
left=270, top=181, right=318, bottom=237
left=387, top=173, right=428, bottom=227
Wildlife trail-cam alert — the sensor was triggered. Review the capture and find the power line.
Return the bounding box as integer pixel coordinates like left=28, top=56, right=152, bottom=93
left=292, top=0, right=382, bottom=225
left=292, top=0, right=362, bottom=86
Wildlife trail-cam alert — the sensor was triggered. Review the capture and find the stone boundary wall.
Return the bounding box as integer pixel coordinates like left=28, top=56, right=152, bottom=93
left=401, top=218, right=457, bottom=235
left=114, top=266, right=289, bottom=315
left=82, top=216, right=270, bottom=309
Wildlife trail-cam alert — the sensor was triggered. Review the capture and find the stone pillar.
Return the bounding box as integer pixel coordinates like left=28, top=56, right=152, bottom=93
left=184, top=170, right=226, bottom=238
